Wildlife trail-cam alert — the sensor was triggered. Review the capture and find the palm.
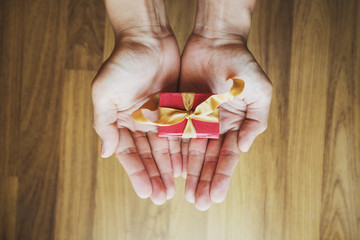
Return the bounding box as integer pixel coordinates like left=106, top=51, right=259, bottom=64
left=92, top=35, right=182, bottom=205
left=179, top=34, right=272, bottom=210
left=95, top=37, right=180, bottom=132
left=181, top=34, right=271, bottom=132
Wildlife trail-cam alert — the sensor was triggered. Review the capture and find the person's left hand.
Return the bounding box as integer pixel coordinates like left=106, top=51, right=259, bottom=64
left=92, top=29, right=182, bottom=205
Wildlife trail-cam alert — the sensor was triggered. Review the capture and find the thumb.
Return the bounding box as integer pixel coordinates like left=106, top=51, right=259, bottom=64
left=95, top=123, right=119, bottom=158
left=238, top=98, right=271, bottom=152
left=238, top=118, right=268, bottom=152
left=92, top=80, right=119, bottom=158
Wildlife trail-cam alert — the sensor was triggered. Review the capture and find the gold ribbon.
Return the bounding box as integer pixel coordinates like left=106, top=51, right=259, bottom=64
left=131, top=78, right=245, bottom=138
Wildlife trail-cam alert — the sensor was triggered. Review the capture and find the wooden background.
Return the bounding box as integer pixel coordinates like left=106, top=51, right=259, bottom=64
left=0, top=0, right=359, bottom=239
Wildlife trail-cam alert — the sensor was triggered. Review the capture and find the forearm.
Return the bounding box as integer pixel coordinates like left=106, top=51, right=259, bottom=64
left=194, top=0, right=256, bottom=39
left=104, top=0, right=172, bottom=38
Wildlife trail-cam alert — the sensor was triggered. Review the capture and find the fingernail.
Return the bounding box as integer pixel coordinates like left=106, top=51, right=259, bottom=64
left=186, top=192, right=195, bottom=203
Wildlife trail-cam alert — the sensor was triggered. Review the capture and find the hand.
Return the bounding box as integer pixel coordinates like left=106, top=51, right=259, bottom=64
left=92, top=28, right=182, bottom=205
left=180, top=32, right=272, bottom=210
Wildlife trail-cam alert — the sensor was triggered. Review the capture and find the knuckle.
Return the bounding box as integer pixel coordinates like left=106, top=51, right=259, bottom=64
left=129, top=168, right=147, bottom=177
left=220, top=149, right=240, bottom=157
left=204, top=155, right=218, bottom=162
left=116, top=147, right=138, bottom=158
left=133, top=131, right=147, bottom=140
left=214, top=171, right=232, bottom=179
left=153, top=148, right=170, bottom=156
left=139, top=152, right=153, bottom=160
left=187, top=172, right=200, bottom=178
left=153, top=147, right=168, bottom=154
left=170, top=151, right=181, bottom=156
left=188, top=149, right=206, bottom=156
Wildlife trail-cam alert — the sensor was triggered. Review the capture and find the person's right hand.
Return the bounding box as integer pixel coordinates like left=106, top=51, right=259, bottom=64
left=180, top=32, right=272, bottom=210
left=92, top=28, right=182, bottom=205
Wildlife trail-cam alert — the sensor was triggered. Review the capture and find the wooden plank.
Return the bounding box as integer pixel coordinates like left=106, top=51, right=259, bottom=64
left=0, top=177, right=18, bottom=240
left=286, top=0, right=331, bottom=239
left=92, top=155, right=128, bottom=239
left=320, top=0, right=360, bottom=239
left=65, top=0, right=106, bottom=70
left=356, top=2, right=360, bottom=236
left=15, top=0, right=68, bottom=238
left=0, top=0, right=22, bottom=177
left=54, top=70, right=98, bottom=240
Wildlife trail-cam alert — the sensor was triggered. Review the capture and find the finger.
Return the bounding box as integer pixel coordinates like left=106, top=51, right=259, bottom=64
left=147, top=132, right=175, bottom=200
left=168, top=137, right=182, bottom=178
left=185, top=138, right=208, bottom=203
left=115, top=128, right=152, bottom=199
left=238, top=87, right=272, bottom=152
left=92, top=80, right=119, bottom=158
left=132, top=131, right=167, bottom=205
left=211, top=131, right=241, bottom=203
left=195, top=136, right=224, bottom=211
left=181, top=138, right=190, bottom=179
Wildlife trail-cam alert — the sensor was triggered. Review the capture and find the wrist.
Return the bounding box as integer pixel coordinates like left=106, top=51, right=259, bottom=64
left=104, top=0, right=173, bottom=40
left=193, top=0, right=255, bottom=41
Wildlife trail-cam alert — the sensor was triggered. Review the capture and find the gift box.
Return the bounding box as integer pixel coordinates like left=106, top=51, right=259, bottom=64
left=157, top=93, right=219, bottom=138
left=131, top=78, right=245, bottom=139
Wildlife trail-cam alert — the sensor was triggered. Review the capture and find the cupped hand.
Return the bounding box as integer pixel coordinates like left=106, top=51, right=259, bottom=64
left=92, top=29, right=182, bottom=205
left=180, top=33, right=272, bottom=210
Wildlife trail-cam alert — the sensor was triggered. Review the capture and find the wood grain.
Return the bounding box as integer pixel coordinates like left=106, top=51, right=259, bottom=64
left=164, top=0, right=197, bottom=52
left=286, top=0, right=330, bottom=238
left=0, top=177, right=18, bottom=240
left=320, top=0, right=359, bottom=239
left=0, top=0, right=22, bottom=177
left=15, top=0, right=68, bottom=239
left=54, top=70, right=98, bottom=240
left=65, top=0, right=106, bottom=70
left=0, top=0, right=359, bottom=239
left=0, top=1, right=22, bottom=239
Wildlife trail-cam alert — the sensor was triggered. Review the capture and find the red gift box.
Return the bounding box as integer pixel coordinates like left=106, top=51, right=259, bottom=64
left=157, top=93, right=219, bottom=138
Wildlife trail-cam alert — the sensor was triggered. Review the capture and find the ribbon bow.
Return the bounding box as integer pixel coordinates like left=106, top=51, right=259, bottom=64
left=131, top=78, right=245, bottom=138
